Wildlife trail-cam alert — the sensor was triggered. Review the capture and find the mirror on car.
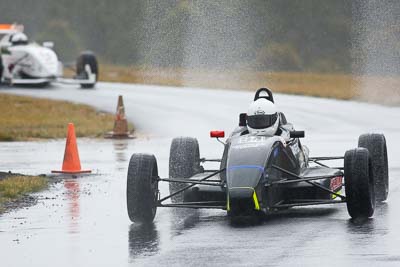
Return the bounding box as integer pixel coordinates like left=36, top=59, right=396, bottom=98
left=210, top=130, right=225, bottom=138
left=42, top=41, right=54, bottom=49
left=290, top=131, right=305, bottom=138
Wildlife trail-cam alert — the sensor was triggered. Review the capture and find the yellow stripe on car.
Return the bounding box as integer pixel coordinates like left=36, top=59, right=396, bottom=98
left=228, top=187, right=260, bottom=211
left=332, top=189, right=342, bottom=199
left=253, top=191, right=260, bottom=210
left=227, top=193, right=230, bottom=211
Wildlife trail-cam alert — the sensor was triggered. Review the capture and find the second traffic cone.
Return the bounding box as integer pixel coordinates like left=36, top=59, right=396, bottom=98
left=104, top=95, right=133, bottom=139
left=52, top=123, right=91, bottom=174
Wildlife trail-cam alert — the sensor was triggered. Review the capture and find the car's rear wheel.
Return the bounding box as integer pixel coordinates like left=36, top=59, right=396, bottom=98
left=169, top=137, right=202, bottom=202
left=358, top=133, right=389, bottom=202
left=127, top=154, right=159, bottom=223
left=344, top=148, right=375, bottom=219
left=76, top=51, right=98, bottom=89
left=0, top=57, right=3, bottom=83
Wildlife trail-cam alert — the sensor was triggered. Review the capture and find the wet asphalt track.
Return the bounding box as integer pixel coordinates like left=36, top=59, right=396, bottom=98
left=0, top=83, right=400, bottom=266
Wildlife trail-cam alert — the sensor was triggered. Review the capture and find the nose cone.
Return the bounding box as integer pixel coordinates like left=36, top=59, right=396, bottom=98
left=227, top=187, right=260, bottom=216
left=226, top=165, right=265, bottom=217
left=229, top=187, right=254, bottom=199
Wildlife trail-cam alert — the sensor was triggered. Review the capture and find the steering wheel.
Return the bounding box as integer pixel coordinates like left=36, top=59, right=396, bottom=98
left=254, top=88, right=274, bottom=103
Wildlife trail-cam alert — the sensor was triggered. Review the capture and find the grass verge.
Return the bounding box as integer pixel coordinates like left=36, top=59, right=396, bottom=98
left=0, top=94, right=132, bottom=141
left=95, top=64, right=400, bottom=105
left=0, top=175, right=48, bottom=211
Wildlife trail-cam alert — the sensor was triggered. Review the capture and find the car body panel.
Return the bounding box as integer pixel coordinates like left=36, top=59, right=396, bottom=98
left=183, top=127, right=343, bottom=216
left=2, top=44, right=60, bottom=78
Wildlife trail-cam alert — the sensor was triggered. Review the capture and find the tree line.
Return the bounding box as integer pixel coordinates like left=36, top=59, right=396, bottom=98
left=1, top=0, right=398, bottom=74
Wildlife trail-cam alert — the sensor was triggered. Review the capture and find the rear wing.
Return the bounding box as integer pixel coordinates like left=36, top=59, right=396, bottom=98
left=0, top=24, right=24, bottom=34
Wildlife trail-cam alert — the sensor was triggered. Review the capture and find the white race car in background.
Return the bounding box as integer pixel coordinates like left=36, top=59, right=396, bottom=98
left=0, top=24, right=98, bottom=88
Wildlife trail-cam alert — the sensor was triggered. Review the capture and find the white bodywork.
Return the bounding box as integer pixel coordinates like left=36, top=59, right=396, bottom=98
left=0, top=24, right=95, bottom=86
left=1, top=42, right=61, bottom=79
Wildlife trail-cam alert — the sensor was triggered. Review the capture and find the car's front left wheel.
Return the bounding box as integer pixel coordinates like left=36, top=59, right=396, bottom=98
left=358, top=133, right=389, bottom=202
left=344, top=148, right=375, bottom=219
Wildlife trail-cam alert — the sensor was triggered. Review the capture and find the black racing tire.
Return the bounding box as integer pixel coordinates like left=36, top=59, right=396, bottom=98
left=127, top=153, right=159, bottom=223
left=169, top=137, right=201, bottom=202
left=76, top=51, right=98, bottom=89
left=344, top=148, right=375, bottom=219
left=358, top=133, right=389, bottom=202
left=0, top=57, right=3, bottom=83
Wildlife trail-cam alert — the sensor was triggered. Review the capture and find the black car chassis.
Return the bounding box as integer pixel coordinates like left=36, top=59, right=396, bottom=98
left=155, top=156, right=346, bottom=210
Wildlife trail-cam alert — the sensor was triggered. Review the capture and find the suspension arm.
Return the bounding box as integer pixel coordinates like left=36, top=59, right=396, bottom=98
left=158, top=168, right=225, bottom=203
left=158, top=177, right=223, bottom=186
left=309, top=156, right=344, bottom=161
left=200, top=158, right=222, bottom=162
left=271, top=199, right=346, bottom=209
left=272, top=165, right=346, bottom=200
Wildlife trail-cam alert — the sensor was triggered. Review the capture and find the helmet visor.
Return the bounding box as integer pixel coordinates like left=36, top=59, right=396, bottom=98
left=247, top=113, right=278, bottom=129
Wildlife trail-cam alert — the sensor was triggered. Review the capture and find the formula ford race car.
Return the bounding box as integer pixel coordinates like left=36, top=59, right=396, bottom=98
left=126, top=88, right=389, bottom=223
left=0, top=24, right=98, bottom=88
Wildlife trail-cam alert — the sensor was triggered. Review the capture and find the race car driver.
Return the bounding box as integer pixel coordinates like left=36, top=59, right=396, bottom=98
left=246, top=95, right=309, bottom=165
left=10, top=32, right=29, bottom=46
left=246, top=97, right=282, bottom=136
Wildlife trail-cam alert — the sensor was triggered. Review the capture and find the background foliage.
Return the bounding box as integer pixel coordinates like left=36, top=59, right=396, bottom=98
left=1, top=0, right=398, bottom=74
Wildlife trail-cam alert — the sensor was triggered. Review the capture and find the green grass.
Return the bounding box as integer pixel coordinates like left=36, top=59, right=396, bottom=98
left=0, top=94, right=131, bottom=141
left=96, top=64, right=357, bottom=99
left=0, top=175, right=48, bottom=210
left=95, top=64, right=400, bottom=104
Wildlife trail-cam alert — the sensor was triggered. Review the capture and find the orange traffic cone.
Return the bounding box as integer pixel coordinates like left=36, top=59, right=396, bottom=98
left=52, top=123, right=91, bottom=174
left=104, top=95, right=134, bottom=139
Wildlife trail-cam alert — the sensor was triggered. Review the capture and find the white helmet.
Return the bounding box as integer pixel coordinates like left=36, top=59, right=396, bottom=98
left=247, top=98, right=279, bottom=136
left=10, top=33, right=28, bottom=45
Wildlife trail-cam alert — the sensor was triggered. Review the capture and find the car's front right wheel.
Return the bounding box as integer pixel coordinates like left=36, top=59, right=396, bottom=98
left=127, top=153, right=159, bottom=223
